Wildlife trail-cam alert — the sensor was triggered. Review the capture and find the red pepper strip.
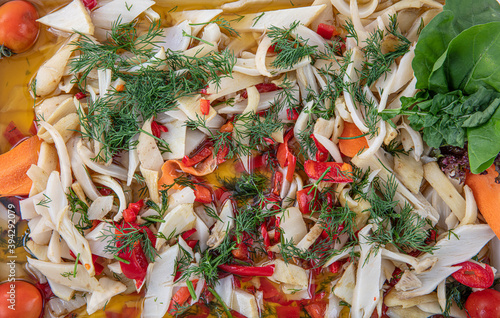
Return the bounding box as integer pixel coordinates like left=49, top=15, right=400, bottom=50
left=272, top=171, right=283, bottom=196
left=168, top=280, right=199, bottom=314
left=194, top=184, right=212, bottom=203
left=260, top=224, right=273, bottom=259
left=200, top=99, right=210, bottom=115
left=75, top=92, right=87, bottom=100
left=286, top=108, right=299, bottom=121
left=329, top=260, right=343, bottom=274
left=277, top=130, right=297, bottom=181
left=182, top=146, right=213, bottom=167
left=310, top=134, right=329, bottom=162
left=151, top=121, right=168, bottom=138
left=82, top=0, right=97, bottom=10
left=218, top=264, right=275, bottom=277
left=296, top=186, right=320, bottom=214
left=185, top=239, right=198, bottom=249
left=304, top=160, right=353, bottom=183
left=316, top=23, right=340, bottom=40
left=3, top=121, right=26, bottom=147
left=241, top=83, right=280, bottom=99
left=305, top=302, right=327, bottom=318
left=182, top=228, right=197, bottom=240
left=452, top=261, right=494, bottom=288
left=216, top=145, right=229, bottom=165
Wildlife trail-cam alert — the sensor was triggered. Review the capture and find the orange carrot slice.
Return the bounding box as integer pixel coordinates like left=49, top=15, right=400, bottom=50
left=0, top=136, right=42, bottom=196
left=465, top=166, right=500, bottom=238
left=338, top=122, right=369, bottom=157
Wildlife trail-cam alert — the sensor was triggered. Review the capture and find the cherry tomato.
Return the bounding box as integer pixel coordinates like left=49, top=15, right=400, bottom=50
left=464, top=289, right=500, bottom=318
left=0, top=1, right=39, bottom=54
left=0, top=281, right=43, bottom=318
left=452, top=261, right=494, bottom=288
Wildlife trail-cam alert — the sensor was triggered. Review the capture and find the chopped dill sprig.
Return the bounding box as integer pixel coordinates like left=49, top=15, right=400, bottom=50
left=66, top=188, right=93, bottom=234
left=99, top=222, right=158, bottom=262
left=72, top=20, right=236, bottom=161
left=219, top=172, right=268, bottom=202
left=267, top=21, right=317, bottom=70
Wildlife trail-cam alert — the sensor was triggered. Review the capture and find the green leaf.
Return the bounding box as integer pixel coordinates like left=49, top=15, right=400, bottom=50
left=467, top=105, right=500, bottom=173
left=412, top=0, right=500, bottom=89
left=429, top=22, right=500, bottom=95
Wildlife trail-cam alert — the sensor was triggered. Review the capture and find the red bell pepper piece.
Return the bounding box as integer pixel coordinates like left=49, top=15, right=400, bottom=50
left=277, top=130, right=297, bottom=182
left=231, top=241, right=249, bottom=260
left=183, top=146, right=213, bottom=167
left=151, top=121, right=168, bottom=138
left=241, top=83, right=279, bottom=98
left=276, top=305, right=300, bottom=318
left=305, top=302, right=327, bottom=318
left=82, top=0, right=97, bottom=10
left=272, top=171, right=283, bottom=196
left=304, top=160, right=353, bottom=182
left=329, top=260, right=344, bottom=274
left=260, top=224, right=273, bottom=259
left=216, top=145, right=229, bottom=165
left=3, top=121, right=26, bottom=147
left=218, top=264, right=275, bottom=277
left=122, top=199, right=144, bottom=223
left=286, top=108, right=299, bottom=121
left=310, top=134, right=329, bottom=162
left=200, top=99, right=210, bottom=115
left=316, top=23, right=340, bottom=40
left=259, top=278, right=291, bottom=305
left=296, top=186, right=320, bottom=214
left=185, top=239, right=198, bottom=249
left=168, top=280, right=199, bottom=314
left=75, top=92, right=87, bottom=100
left=181, top=228, right=197, bottom=240
left=115, top=223, right=156, bottom=287
left=194, top=184, right=212, bottom=203
left=220, top=121, right=234, bottom=133
left=452, top=261, right=494, bottom=288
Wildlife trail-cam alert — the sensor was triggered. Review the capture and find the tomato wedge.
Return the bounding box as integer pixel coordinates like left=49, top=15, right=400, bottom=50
left=451, top=261, right=494, bottom=288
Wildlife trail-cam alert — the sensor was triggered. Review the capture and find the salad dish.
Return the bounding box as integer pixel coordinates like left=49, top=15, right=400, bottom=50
left=1, top=0, right=500, bottom=317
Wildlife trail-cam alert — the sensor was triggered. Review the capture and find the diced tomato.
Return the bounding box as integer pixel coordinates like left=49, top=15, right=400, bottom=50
left=276, top=305, right=300, bottom=318
left=194, top=184, right=212, bottom=203
left=316, top=23, right=339, bottom=40
left=452, top=261, right=494, bottom=288
left=304, top=160, right=353, bottom=182
left=3, top=121, right=26, bottom=146
left=200, top=99, right=210, bottom=115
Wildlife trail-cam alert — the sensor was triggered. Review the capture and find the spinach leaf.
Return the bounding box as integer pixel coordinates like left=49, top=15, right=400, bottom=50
left=412, top=0, right=500, bottom=89
left=382, top=87, right=500, bottom=150
left=467, top=105, right=500, bottom=173
left=429, top=22, right=500, bottom=95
